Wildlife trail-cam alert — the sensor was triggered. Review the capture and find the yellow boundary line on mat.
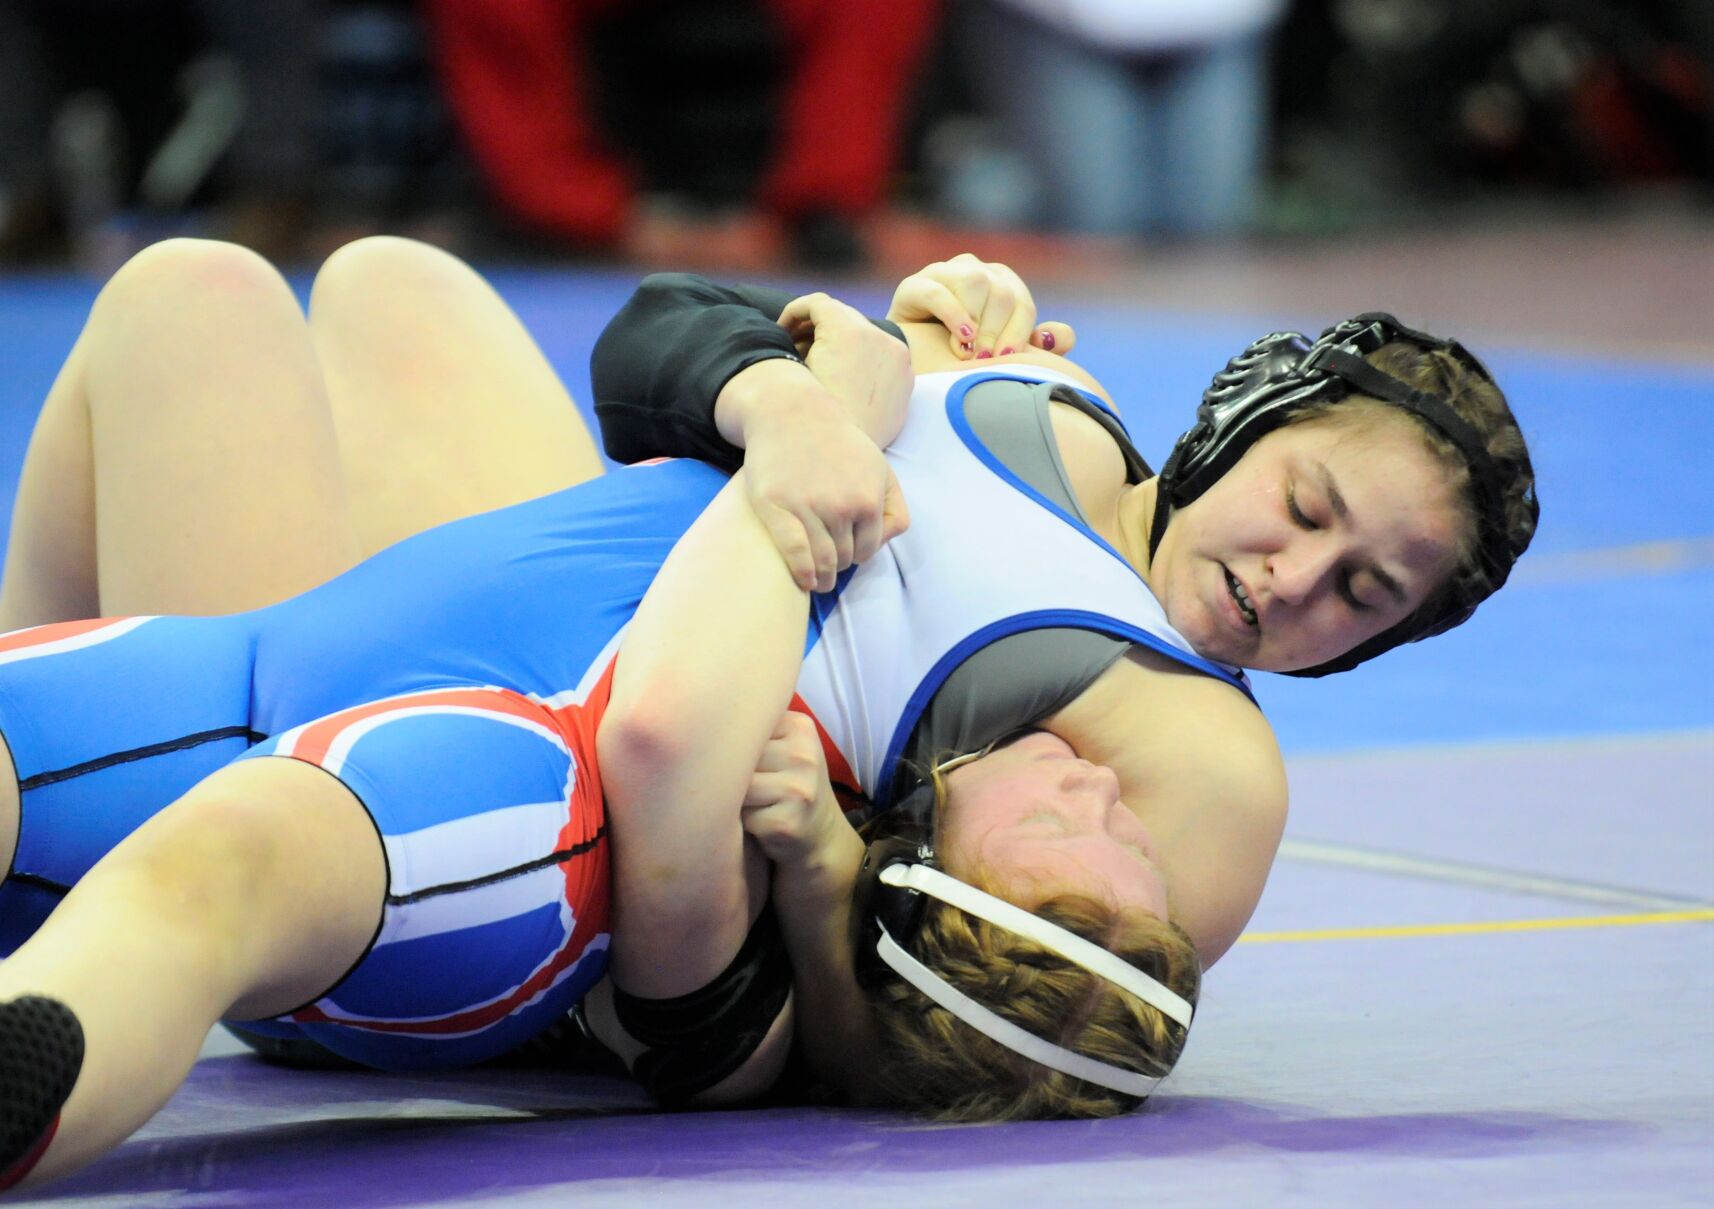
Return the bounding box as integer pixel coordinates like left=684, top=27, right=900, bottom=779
left=1238, top=908, right=1714, bottom=944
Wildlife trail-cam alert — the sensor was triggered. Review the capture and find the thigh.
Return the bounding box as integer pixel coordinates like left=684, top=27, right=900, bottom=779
left=0, top=239, right=361, bottom=626
left=239, top=684, right=613, bottom=1070
left=85, top=239, right=361, bottom=614
left=308, top=237, right=608, bottom=558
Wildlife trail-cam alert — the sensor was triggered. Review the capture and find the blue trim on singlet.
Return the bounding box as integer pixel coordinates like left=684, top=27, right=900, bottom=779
left=855, top=372, right=1257, bottom=811
left=875, top=608, right=1255, bottom=811
left=945, top=372, right=1251, bottom=681
left=953, top=369, right=1132, bottom=433
left=946, top=374, right=1148, bottom=579
left=1054, top=380, right=1129, bottom=432
left=806, top=565, right=858, bottom=653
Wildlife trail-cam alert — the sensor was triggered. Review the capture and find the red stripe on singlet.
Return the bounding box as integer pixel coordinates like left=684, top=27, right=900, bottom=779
left=788, top=693, right=860, bottom=795
left=0, top=618, right=130, bottom=655
left=286, top=687, right=565, bottom=767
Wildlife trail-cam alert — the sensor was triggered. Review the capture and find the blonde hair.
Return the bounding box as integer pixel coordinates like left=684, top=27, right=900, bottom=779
left=865, top=888, right=1200, bottom=1121
left=862, top=757, right=1201, bottom=1121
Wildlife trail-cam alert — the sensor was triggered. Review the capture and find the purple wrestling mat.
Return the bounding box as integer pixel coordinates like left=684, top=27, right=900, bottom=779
left=15, top=729, right=1711, bottom=1209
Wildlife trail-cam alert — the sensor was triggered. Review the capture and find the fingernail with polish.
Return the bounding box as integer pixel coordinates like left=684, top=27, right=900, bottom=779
left=959, top=324, right=974, bottom=340
left=999, top=346, right=1015, bottom=356
left=1039, top=329, right=1056, bottom=351
left=976, top=349, right=993, bottom=359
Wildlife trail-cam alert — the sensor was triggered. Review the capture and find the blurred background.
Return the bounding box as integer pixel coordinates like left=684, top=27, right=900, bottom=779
left=0, top=0, right=1708, bottom=360
left=0, top=1, right=1710, bottom=729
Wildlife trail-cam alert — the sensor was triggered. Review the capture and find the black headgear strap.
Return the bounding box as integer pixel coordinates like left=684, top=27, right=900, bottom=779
left=851, top=834, right=935, bottom=988
left=1148, top=313, right=1525, bottom=676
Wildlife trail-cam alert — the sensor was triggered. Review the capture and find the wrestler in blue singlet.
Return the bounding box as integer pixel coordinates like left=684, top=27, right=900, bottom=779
left=0, top=457, right=726, bottom=1070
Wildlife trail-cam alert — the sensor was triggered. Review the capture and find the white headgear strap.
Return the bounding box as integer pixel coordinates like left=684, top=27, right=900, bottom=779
left=873, top=863, right=1194, bottom=1097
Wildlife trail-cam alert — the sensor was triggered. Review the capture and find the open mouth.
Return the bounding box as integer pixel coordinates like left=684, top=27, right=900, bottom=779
left=1223, top=567, right=1258, bottom=627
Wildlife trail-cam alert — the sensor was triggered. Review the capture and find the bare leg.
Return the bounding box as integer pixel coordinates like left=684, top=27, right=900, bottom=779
left=0, top=239, right=361, bottom=630
left=0, top=756, right=385, bottom=1188
left=0, top=343, right=97, bottom=628
left=1, top=732, right=17, bottom=895
left=307, top=236, right=607, bottom=557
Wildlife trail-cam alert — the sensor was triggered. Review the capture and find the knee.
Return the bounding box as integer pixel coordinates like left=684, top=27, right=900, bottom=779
left=309, top=236, right=469, bottom=318
left=96, top=238, right=292, bottom=316
left=124, top=786, right=295, bottom=915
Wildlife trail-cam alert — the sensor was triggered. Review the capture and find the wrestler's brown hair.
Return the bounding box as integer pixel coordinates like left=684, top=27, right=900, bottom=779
left=1289, top=340, right=1539, bottom=603
left=861, top=761, right=1200, bottom=1121
left=864, top=891, right=1200, bottom=1121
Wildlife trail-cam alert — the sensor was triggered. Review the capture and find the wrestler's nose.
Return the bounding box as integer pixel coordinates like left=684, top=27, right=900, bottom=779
left=1060, top=760, right=1121, bottom=807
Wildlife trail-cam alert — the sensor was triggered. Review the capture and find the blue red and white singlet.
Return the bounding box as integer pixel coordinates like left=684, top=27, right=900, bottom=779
left=0, top=458, right=725, bottom=1069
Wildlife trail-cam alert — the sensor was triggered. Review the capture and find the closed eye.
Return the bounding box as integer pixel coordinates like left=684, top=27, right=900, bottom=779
left=1287, top=482, right=1318, bottom=530
left=1293, top=484, right=1375, bottom=611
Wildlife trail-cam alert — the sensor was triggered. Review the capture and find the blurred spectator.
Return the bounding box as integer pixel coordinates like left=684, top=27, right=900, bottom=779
left=936, top=0, right=1286, bottom=239
left=1271, top=0, right=1713, bottom=223
left=0, top=0, right=208, bottom=265
left=315, top=2, right=462, bottom=247
left=0, top=0, right=458, bottom=268
left=189, top=0, right=323, bottom=257
left=423, top=0, right=942, bottom=266
left=0, top=1, right=61, bottom=260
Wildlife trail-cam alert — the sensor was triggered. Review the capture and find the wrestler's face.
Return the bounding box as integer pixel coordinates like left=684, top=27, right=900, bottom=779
left=1146, top=410, right=1468, bottom=672
left=938, top=731, right=1169, bottom=920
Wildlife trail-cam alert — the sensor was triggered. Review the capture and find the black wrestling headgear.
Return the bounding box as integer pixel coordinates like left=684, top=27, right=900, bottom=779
left=850, top=834, right=1193, bottom=1097
left=1149, top=312, right=1534, bottom=677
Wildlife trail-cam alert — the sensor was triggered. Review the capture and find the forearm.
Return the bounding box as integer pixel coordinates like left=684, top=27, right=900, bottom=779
left=713, top=357, right=901, bottom=454
left=599, top=475, right=810, bottom=996
left=765, top=815, right=885, bottom=1102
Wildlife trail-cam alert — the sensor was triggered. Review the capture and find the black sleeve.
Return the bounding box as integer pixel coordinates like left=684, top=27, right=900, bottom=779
left=590, top=272, right=906, bottom=473
left=609, top=905, right=795, bottom=1106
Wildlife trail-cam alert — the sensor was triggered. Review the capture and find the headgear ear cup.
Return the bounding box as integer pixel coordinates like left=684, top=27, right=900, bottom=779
left=1148, top=330, right=1330, bottom=563
left=851, top=835, right=935, bottom=989
left=1152, top=312, right=1532, bottom=675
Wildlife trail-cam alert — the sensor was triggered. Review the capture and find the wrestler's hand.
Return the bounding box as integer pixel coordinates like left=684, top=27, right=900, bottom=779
left=716, top=294, right=911, bottom=593
left=887, top=253, right=1077, bottom=362
left=742, top=709, right=877, bottom=1101
left=776, top=292, right=913, bottom=447
left=736, top=392, right=909, bottom=593
left=741, top=711, right=852, bottom=868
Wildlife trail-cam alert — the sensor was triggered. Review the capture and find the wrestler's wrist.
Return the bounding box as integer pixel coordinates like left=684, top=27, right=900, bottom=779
left=715, top=359, right=845, bottom=451
left=771, top=803, right=863, bottom=900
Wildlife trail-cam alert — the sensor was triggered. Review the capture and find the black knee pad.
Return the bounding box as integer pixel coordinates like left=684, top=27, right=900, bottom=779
left=0, top=996, right=84, bottom=1181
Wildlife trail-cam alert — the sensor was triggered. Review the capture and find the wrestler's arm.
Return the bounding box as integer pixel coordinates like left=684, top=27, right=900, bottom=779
left=1043, top=655, right=1288, bottom=966
left=593, top=474, right=812, bottom=1102
left=590, top=261, right=1075, bottom=466
left=734, top=715, right=881, bottom=1102
left=590, top=274, right=905, bottom=468
left=595, top=277, right=912, bottom=592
